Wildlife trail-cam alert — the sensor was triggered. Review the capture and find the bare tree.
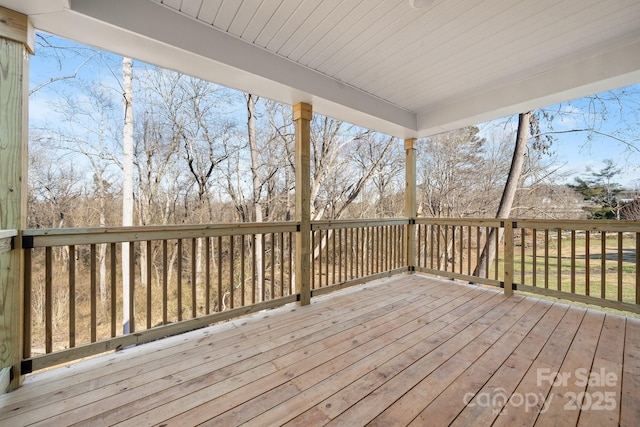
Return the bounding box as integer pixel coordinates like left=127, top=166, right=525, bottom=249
left=474, top=112, right=531, bottom=278
left=417, top=126, right=498, bottom=218
left=122, top=57, right=134, bottom=333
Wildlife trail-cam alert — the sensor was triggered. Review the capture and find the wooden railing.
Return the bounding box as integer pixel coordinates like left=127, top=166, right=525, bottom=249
left=415, top=218, right=503, bottom=286
left=22, top=223, right=298, bottom=372
left=416, top=218, right=640, bottom=314
left=21, top=219, right=410, bottom=372
left=514, top=220, right=640, bottom=313
left=20, top=217, right=640, bottom=373
left=310, top=219, right=409, bottom=295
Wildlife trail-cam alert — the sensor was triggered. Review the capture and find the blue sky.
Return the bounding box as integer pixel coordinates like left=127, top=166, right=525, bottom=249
left=477, top=89, right=640, bottom=188
left=29, top=32, right=640, bottom=190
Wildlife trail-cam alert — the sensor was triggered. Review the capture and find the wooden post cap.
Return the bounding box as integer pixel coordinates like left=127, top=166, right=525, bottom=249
left=293, top=102, right=312, bottom=121
left=0, top=6, right=35, bottom=54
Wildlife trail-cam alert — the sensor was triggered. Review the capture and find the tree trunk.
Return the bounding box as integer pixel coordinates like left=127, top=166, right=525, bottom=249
left=122, top=57, right=134, bottom=333
left=247, top=94, right=264, bottom=300
left=474, top=111, right=531, bottom=278
left=98, top=185, right=107, bottom=305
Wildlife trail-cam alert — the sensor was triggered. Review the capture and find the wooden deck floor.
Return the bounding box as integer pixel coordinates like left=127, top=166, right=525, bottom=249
left=1, top=274, right=639, bottom=426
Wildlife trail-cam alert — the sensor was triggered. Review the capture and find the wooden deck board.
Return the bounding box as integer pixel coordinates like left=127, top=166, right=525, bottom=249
left=620, top=317, right=640, bottom=427
left=0, top=274, right=637, bottom=427
left=534, top=309, right=605, bottom=426
left=449, top=301, right=569, bottom=427
left=404, top=298, right=550, bottom=426
left=576, top=313, right=625, bottom=427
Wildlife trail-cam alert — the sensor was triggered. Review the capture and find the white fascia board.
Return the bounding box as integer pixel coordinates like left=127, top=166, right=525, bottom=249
left=47, top=0, right=417, bottom=138
left=417, top=38, right=640, bottom=137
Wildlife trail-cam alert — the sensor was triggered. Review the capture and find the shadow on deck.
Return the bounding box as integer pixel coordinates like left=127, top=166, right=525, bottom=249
left=1, top=275, right=639, bottom=426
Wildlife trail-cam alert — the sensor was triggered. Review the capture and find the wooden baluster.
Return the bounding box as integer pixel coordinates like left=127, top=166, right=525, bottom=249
left=636, top=232, right=640, bottom=304
left=230, top=235, right=235, bottom=308
left=493, top=227, right=499, bottom=281
left=240, top=235, right=246, bottom=306
left=557, top=229, right=562, bottom=291
left=45, top=247, right=52, bottom=353
left=503, top=221, right=514, bottom=296
left=270, top=233, right=275, bottom=299
left=332, top=229, right=336, bottom=284
left=618, top=232, right=623, bottom=302
left=191, top=238, right=197, bottom=318
left=23, top=248, right=32, bottom=359
left=109, top=243, right=116, bottom=337
left=205, top=237, right=211, bottom=314
left=148, top=240, right=153, bottom=328
left=177, top=239, right=182, bottom=321
left=532, top=229, right=537, bottom=287
left=311, top=230, right=316, bottom=290
left=252, top=234, right=256, bottom=304
left=90, top=244, right=97, bottom=342
left=325, top=230, right=330, bottom=285
left=585, top=231, right=590, bottom=296
left=570, top=230, right=576, bottom=295
left=288, top=232, right=293, bottom=295
left=280, top=232, right=285, bottom=297
left=218, top=236, right=223, bottom=311
left=70, top=246, right=77, bottom=345
left=520, top=229, right=526, bottom=285
left=601, top=231, right=606, bottom=299
left=163, top=240, right=168, bottom=323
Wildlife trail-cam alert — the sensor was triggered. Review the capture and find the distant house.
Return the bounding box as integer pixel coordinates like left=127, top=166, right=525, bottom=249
left=512, top=184, right=590, bottom=219
left=617, top=189, right=640, bottom=204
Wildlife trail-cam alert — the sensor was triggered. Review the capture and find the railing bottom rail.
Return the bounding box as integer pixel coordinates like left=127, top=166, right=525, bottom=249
left=22, top=294, right=297, bottom=374
left=311, top=267, right=410, bottom=298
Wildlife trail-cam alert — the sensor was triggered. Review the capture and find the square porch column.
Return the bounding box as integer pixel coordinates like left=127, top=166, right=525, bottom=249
left=294, top=102, right=312, bottom=305
left=405, top=138, right=417, bottom=270
left=0, top=6, right=34, bottom=391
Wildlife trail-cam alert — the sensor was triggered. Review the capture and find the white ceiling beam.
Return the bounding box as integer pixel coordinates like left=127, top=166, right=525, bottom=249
left=418, top=38, right=640, bottom=136
left=56, top=0, right=418, bottom=137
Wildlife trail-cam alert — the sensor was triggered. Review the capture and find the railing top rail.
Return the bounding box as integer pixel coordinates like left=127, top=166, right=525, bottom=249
left=0, top=229, right=18, bottom=239
left=515, top=219, right=640, bottom=232
left=311, top=218, right=409, bottom=230
left=415, top=218, right=503, bottom=227
left=414, top=217, right=640, bottom=233
left=311, top=217, right=409, bottom=230
left=24, top=222, right=298, bottom=247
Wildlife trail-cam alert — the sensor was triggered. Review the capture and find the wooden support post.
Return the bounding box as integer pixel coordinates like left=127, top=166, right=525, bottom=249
left=0, top=6, right=34, bottom=391
left=294, top=103, right=312, bottom=305
left=404, top=138, right=417, bottom=270
left=503, top=221, right=514, bottom=296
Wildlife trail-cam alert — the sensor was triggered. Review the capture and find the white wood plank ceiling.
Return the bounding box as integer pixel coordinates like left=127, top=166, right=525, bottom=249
left=4, top=0, right=640, bottom=137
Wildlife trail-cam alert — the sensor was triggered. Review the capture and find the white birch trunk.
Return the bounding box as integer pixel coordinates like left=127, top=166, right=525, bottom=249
left=122, top=57, right=134, bottom=333
left=247, top=94, right=263, bottom=300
